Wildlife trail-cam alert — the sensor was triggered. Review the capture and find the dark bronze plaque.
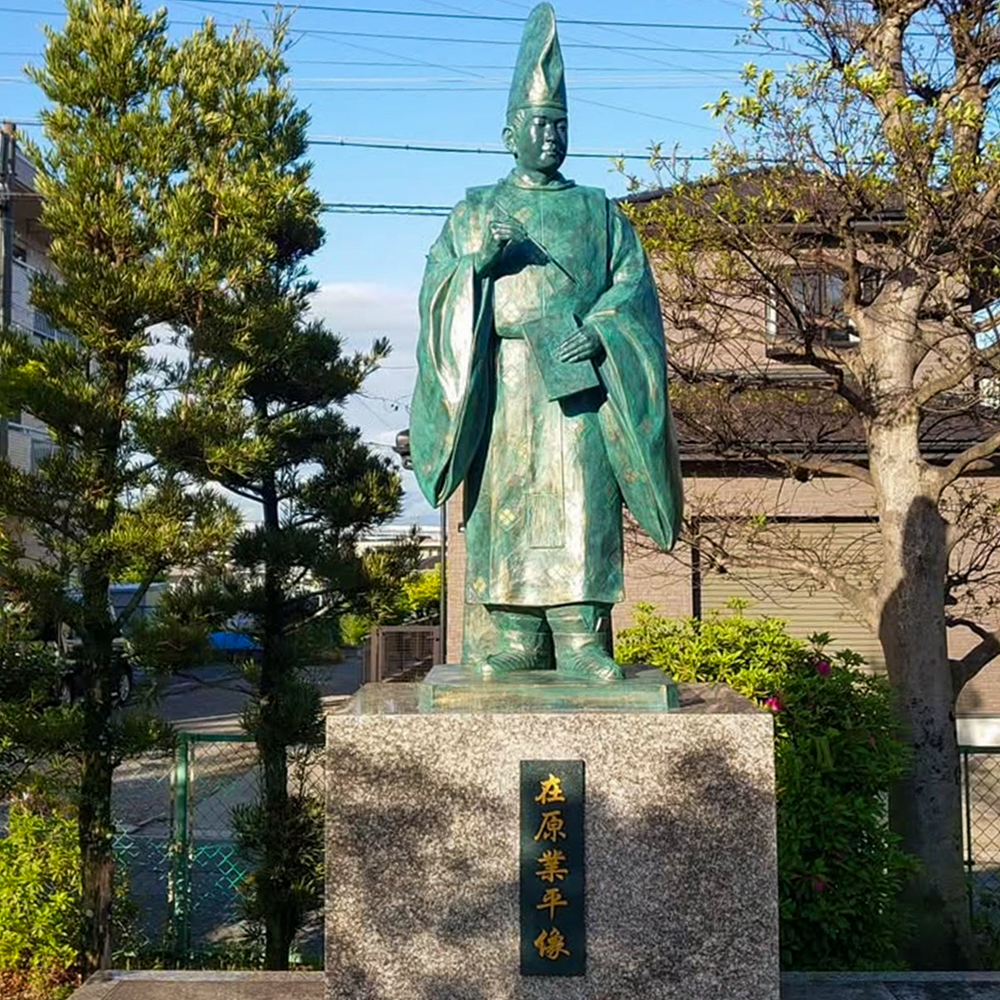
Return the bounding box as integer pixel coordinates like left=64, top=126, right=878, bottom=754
left=519, top=759, right=585, bottom=976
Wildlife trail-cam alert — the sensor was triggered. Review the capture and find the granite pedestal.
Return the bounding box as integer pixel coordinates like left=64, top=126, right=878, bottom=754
left=324, top=678, right=778, bottom=1000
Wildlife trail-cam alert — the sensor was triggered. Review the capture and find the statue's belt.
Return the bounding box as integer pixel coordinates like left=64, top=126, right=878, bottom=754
left=495, top=315, right=577, bottom=340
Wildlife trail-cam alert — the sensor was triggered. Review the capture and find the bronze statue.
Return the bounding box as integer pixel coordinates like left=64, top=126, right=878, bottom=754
left=410, top=2, right=683, bottom=680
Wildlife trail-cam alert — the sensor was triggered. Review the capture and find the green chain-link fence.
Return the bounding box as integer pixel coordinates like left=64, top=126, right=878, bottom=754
left=962, top=746, right=1000, bottom=897
left=111, top=747, right=174, bottom=954
left=4, top=739, right=993, bottom=962
left=111, top=732, right=324, bottom=963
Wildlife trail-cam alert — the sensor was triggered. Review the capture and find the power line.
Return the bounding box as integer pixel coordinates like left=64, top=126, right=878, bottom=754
left=155, top=0, right=803, bottom=32
left=295, top=71, right=739, bottom=83
left=2, top=125, right=713, bottom=162
left=287, top=26, right=748, bottom=51
left=5, top=118, right=714, bottom=161
left=0, top=56, right=779, bottom=67
left=295, top=82, right=727, bottom=92
left=310, top=134, right=712, bottom=161
left=322, top=201, right=452, bottom=216
left=0, top=4, right=766, bottom=43
left=286, top=54, right=780, bottom=65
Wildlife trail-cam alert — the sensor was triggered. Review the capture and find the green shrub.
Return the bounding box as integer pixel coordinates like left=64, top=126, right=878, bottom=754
left=0, top=602, right=80, bottom=803
left=337, top=612, right=372, bottom=648
left=401, top=566, right=441, bottom=621
left=617, top=602, right=914, bottom=970
left=0, top=799, right=147, bottom=993
left=0, top=803, right=80, bottom=986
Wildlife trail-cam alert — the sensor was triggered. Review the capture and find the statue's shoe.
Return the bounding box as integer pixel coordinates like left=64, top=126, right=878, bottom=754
left=485, top=649, right=542, bottom=674
left=553, top=638, right=624, bottom=682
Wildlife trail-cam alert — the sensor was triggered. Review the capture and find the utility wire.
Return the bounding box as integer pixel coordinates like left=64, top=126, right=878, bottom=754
left=146, top=0, right=803, bottom=32
left=143, top=0, right=959, bottom=42
left=311, top=135, right=713, bottom=161
left=0, top=56, right=778, bottom=67
left=323, top=201, right=452, bottom=216
left=3, top=126, right=715, bottom=161
left=0, top=4, right=759, bottom=42
left=283, top=26, right=747, bottom=51
left=294, top=82, right=727, bottom=92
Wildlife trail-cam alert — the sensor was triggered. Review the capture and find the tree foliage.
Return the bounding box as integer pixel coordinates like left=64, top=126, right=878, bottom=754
left=146, top=17, right=403, bottom=968
left=617, top=604, right=913, bottom=970
left=0, top=0, right=339, bottom=973
left=0, top=602, right=79, bottom=803
left=624, top=0, right=1000, bottom=967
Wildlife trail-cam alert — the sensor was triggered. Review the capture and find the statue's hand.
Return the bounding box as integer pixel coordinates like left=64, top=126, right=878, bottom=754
left=557, top=326, right=601, bottom=363
left=474, top=218, right=528, bottom=276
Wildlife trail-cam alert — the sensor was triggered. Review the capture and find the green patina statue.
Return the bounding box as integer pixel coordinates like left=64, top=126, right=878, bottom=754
left=410, top=2, right=683, bottom=681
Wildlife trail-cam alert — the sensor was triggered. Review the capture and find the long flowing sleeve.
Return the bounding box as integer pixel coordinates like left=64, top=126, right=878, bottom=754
left=410, top=202, right=493, bottom=507
left=586, top=203, right=684, bottom=551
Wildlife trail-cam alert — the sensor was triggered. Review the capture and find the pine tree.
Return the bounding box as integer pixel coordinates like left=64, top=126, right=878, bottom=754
left=0, top=0, right=288, bottom=971
left=154, top=22, right=403, bottom=968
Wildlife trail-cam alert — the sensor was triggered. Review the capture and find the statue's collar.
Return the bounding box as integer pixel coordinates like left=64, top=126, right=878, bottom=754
left=504, top=170, right=575, bottom=191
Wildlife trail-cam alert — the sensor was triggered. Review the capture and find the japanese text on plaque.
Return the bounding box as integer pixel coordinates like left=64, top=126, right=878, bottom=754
left=519, top=760, right=584, bottom=976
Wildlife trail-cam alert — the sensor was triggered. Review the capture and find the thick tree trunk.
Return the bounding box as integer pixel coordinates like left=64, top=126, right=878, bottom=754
left=258, top=477, right=295, bottom=970
left=78, top=571, right=116, bottom=975
left=79, top=740, right=114, bottom=973
left=871, top=422, right=977, bottom=968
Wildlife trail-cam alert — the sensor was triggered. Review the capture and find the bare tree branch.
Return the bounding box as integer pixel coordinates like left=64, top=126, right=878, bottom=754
left=937, top=427, right=1000, bottom=490
left=692, top=527, right=879, bottom=629
left=948, top=617, right=1000, bottom=696
left=788, top=457, right=873, bottom=485
left=915, top=339, right=1000, bottom=407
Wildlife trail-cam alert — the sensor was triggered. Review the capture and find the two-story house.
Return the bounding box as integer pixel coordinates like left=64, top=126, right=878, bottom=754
left=429, top=179, right=1000, bottom=729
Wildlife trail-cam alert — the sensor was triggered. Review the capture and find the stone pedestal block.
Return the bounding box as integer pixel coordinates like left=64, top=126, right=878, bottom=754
left=325, top=682, right=778, bottom=1000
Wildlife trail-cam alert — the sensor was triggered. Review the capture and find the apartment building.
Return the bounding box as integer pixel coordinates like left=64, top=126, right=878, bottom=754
left=1, top=123, right=57, bottom=562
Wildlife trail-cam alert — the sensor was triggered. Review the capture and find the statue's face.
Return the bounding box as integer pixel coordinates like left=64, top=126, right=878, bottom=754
left=505, top=107, right=568, bottom=174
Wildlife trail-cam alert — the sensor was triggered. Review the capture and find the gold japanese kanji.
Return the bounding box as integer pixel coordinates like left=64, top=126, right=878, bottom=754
left=535, top=848, right=569, bottom=883
left=534, top=773, right=567, bottom=805
left=533, top=809, right=567, bottom=843
left=533, top=927, right=570, bottom=961
left=536, top=887, right=569, bottom=919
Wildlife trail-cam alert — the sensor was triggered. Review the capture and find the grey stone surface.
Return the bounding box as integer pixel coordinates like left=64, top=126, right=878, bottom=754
left=66, top=971, right=1000, bottom=1000
left=69, top=971, right=324, bottom=1000
left=325, top=682, right=779, bottom=1000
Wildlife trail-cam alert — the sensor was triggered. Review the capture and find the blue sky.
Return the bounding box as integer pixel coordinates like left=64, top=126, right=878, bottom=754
left=2, top=0, right=785, bottom=524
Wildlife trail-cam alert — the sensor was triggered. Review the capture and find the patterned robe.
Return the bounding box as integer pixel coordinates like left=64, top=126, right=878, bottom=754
left=411, top=172, right=682, bottom=613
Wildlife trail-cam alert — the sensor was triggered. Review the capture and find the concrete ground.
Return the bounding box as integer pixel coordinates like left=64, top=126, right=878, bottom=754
left=70, top=970, right=1000, bottom=999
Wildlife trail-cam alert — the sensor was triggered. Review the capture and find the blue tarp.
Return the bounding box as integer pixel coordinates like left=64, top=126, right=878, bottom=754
left=208, top=631, right=259, bottom=652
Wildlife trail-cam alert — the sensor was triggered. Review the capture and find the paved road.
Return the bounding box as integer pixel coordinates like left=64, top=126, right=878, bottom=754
left=112, top=653, right=364, bottom=947
left=151, top=651, right=364, bottom=734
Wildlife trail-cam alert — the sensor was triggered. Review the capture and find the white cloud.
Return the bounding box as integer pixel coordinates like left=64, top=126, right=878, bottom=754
left=309, top=281, right=418, bottom=350
left=308, top=281, right=418, bottom=447
left=309, top=281, right=435, bottom=524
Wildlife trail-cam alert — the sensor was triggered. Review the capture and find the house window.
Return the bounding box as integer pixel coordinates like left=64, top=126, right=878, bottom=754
left=29, top=433, right=57, bottom=472
left=766, top=269, right=873, bottom=347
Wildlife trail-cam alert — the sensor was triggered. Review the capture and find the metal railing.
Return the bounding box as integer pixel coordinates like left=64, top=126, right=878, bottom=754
left=112, top=731, right=324, bottom=963
left=962, top=745, right=1000, bottom=900
left=363, top=624, right=440, bottom=683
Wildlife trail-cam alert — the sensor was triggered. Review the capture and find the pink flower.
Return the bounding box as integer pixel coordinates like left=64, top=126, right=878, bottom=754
left=812, top=876, right=827, bottom=893
left=763, top=696, right=783, bottom=713
left=815, top=659, right=831, bottom=676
